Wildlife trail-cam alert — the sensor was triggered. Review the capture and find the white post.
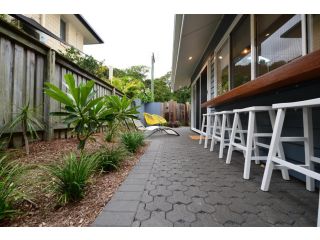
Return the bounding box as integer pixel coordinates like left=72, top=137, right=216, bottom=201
left=243, top=111, right=255, bottom=179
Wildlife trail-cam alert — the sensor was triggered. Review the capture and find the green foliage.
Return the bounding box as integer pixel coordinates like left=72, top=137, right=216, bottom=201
left=60, top=47, right=108, bottom=80
left=44, top=74, right=111, bottom=150
left=93, top=146, right=127, bottom=172
left=138, top=88, right=153, bottom=103
left=0, top=102, right=43, bottom=154
left=121, top=132, right=145, bottom=153
left=105, top=95, right=139, bottom=124
left=112, top=77, right=145, bottom=99
left=173, top=86, right=191, bottom=104
left=0, top=156, right=25, bottom=221
left=47, top=153, right=97, bottom=205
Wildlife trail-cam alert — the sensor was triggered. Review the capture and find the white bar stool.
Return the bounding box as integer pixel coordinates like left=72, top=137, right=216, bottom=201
left=260, top=98, right=320, bottom=226
left=210, top=110, right=235, bottom=158
left=226, top=106, right=290, bottom=180
left=199, top=113, right=215, bottom=149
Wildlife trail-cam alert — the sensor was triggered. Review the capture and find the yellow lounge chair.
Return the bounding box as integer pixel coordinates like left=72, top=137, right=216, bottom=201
left=132, top=113, right=179, bottom=137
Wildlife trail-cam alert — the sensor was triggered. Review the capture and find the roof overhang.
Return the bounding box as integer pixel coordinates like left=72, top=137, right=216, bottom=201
left=63, top=14, right=104, bottom=45
left=171, top=14, right=223, bottom=91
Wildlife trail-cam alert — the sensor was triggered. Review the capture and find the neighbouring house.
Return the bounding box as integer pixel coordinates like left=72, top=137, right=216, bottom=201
left=8, top=14, right=103, bottom=52
left=171, top=14, right=320, bottom=181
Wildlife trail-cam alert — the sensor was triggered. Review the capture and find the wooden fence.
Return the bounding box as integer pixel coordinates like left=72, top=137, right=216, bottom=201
left=162, top=101, right=190, bottom=126
left=0, top=20, right=122, bottom=146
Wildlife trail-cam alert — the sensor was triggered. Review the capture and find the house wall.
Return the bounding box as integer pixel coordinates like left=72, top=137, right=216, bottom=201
left=24, top=14, right=84, bottom=52
left=191, top=14, right=320, bottom=183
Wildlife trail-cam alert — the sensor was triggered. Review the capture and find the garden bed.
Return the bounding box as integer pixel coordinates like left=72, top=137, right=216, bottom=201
left=1, top=133, right=148, bottom=227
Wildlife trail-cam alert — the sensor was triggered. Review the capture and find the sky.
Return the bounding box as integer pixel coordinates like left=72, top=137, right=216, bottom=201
left=83, top=12, right=174, bottom=79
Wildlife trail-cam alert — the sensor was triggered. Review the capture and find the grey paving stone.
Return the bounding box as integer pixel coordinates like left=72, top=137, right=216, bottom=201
left=93, top=211, right=136, bottom=227
left=135, top=203, right=151, bottom=221
left=140, top=211, right=173, bottom=227
left=191, top=213, right=223, bottom=227
left=145, top=196, right=173, bottom=212
left=167, top=191, right=192, bottom=204
left=187, top=197, right=216, bottom=213
left=166, top=204, right=196, bottom=223
left=112, top=191, right=143, bottom=201
left=103, top=200, right=140, bottom=212
left=204, top=191, right=232, bottom=205
left=92, top=127, right=317, bottom=227
left=118, top=184, right=145, bottom=192
left=184, top=186, right=208, bottom=198
left=214, top=205, right=245, bottom=225
left=149, top=185, right=173, bottom=197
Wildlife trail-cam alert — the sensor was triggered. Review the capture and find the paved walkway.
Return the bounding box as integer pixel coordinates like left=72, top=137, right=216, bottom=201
left=92, top=127, right=318, bottom=227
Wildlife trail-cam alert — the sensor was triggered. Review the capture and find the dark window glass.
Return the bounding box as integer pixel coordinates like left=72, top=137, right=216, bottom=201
left=309, top=15, right=320, bottom=52
left=256, top=14, right=302, bottom=77
left=217, top=41, right=229, bottom=95
left=230, top=15, right=251, bottom=89
left=60, top=19, right=66, bottom=41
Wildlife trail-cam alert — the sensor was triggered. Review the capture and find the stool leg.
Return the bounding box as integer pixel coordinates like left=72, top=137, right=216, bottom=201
left=253, top=117, right=260, bottom=165
left=303, top=107, right=315, bottom=192
left=269, top=110, right=290, bottom=181
left=243, top=111, right=255, bottom=180
left=219, top=114, right=227, bottom=159
left=210, top=115, right=217, bottom=151
left=226, top=114, right=232, bottom=145
left=226, top=112, right=238, bottom=164
left=237, top=114, right=246, bottom=158
left=199, top=115, right=205, bottom=144
left=204, top=115, right=210, bottom=149
left=261, top=108, right=286, bottom=191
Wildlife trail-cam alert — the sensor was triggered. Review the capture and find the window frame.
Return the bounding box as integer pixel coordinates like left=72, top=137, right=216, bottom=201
left=212, top=14, right=308, bottom=98
left=60, top=18, right=67, bottom=42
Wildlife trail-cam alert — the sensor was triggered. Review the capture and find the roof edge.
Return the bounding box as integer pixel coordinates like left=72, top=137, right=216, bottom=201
left=74, top=14, right=104, bottom=44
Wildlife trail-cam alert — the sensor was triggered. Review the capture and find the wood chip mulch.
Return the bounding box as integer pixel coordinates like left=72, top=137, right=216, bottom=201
left=1, top=133, right=149, bottom=227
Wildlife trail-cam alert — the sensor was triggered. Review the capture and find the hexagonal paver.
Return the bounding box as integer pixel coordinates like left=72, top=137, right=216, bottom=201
left=167, top=204, right=196, bottom=223
left=140, top=211, right=173, bottom=227
left=149, top=186, right=172, bottom=197
left=184, top=186, right=208, bottom=198
left=214, top=205, right=245, bottom=225
left=167, top=182, right=188, bottom=191
left=228, top=200, right=260, bottom=214
left=140, top=191, right=153, bottom=203
left=152, top=177, right=172, bottom=186
left=145, top=196, right=173, bottom=212
left=204, top=191, right=232, bottom=205
left=135, top=203, right=151, bottom=221
left=187, top=197, right=215, bottom=213
left=258, top=205, right=294, bottom=225
left=191, top=213, right=222, bottom=227
left=167, top=191, right=192, bottom=204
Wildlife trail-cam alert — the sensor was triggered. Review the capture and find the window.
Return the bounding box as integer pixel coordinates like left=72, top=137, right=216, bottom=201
left=60, top=19, right=66, bottom=42
left=256, top=14, right=302, bottom=77
left=216, top=40, right=229, bottom=95
left=309, top=14, right=320, bottom=52
left=230, top=15, right=251, bottom=89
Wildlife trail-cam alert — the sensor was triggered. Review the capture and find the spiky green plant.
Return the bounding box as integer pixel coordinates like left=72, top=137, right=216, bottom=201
left=44, top=74, right=112, bottom=150
left=121, top=132, right=145, bottom=153
left=94, top=146, right=127, bottom=171
left=46, top=153, right=98, bottom=205
left=0, top=102, right=43, bottom=154
left=0, top=156, right=25, bottom=221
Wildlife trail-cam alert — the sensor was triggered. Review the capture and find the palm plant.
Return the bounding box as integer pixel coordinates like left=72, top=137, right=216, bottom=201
left=44, top=74, right=111, bottom=150
left=0, top=102, right=43, bottom=154
left=105, top=95, right=139, bottom=131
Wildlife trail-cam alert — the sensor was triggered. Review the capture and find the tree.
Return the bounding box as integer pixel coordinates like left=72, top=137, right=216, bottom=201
left=173, top=86, right=191, bottom=103
left=124, top=65, right=149, bottom=81
left=44, top=74, right=111, bottom=150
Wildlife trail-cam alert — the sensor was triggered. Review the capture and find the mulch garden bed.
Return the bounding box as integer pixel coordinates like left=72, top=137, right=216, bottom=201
left=1, top=133, right=148, bottom=227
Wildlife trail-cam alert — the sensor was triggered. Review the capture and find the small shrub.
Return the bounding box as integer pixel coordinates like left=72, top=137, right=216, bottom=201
left=47, top=153, right=97, bottom=205
left=94, top=146, right=127, bottom=171
left=0, top=156, right=25, bottom=221
left=121, top=132, right=145, bottom=153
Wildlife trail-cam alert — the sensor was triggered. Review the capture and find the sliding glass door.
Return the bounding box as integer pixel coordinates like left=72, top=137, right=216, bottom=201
left=191, top=67, right=208, bottom=132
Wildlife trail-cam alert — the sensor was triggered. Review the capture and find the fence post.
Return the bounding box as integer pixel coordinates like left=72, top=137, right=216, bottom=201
left=43, top=49, right=55, bottom=140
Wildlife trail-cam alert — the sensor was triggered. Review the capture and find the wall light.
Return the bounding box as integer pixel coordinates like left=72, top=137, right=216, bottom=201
left=218, top=56, right=223, bottom=59
left=188, top=56, right=193, bottom=60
